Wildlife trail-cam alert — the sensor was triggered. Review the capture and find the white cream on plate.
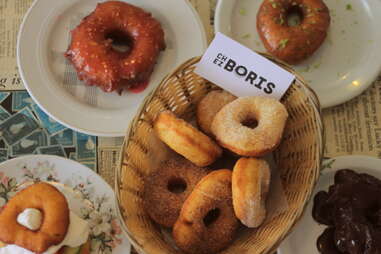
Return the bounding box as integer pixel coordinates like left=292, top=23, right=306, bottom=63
left=17, top=208, right=43, bottom=231
left=0, top=184, right=90, bottom=254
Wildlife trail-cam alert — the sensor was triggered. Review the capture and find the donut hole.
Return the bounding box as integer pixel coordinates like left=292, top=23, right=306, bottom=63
left=167, top=178, right=187, bottom=194
left=203, top=208, right=221, bottom=227
left=241, top=118, right=258, bottom=129
left=286, top=6, right=304, bottom=27
left=105, top=30, right=133, bottom=54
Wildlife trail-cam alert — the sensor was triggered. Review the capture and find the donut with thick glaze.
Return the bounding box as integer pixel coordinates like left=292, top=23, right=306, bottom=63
left=257, top=0, right=330, bottom=64
left=65, top=1, right=165, bottom=93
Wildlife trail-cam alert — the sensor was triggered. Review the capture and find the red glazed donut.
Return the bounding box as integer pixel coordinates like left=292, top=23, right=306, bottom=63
left=257, top=0, right=330, bottom=64
left=65, top=1, right=165, bottom=93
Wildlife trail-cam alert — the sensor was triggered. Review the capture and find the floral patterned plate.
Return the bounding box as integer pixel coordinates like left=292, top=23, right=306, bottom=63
left=0, top=155, right=131, bottom=254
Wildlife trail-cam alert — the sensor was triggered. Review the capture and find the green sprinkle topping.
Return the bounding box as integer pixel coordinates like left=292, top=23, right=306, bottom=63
left=241, top=33, right=251, bottom=39
left=346, top=4, right=352, bottom=10
left=239, top=8, right=247, bottom=15
left=315, top=7, right=324, bottom=12
left=313, top=62, right=321, bottom=69
left=272, top=3, right=278, bottom=8
left=274, top=15, right=285, bottom=25
left=279, top=39, right=289, bottom=48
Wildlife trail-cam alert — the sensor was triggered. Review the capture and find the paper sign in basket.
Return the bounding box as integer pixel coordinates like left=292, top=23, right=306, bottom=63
left=194, top=33, right=295, bottom=100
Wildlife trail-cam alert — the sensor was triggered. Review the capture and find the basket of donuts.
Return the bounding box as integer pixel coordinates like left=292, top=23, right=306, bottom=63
left=115, top=55, right=324, bottom=254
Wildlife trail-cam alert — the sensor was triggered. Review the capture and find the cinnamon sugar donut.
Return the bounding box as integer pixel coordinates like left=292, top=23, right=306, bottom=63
left=197, top=90, right=237, bottom=135
left=65, top=1, right=165, bottom=93
left=232, top=158, right=271, bottom=227
left=257, top=0, right=330, bottom=64
left=143, top=157, right=209, bottom=227
left=173, top=170, right=239, bottom=254
left=154, top=111, right=222, bottom=167
left=211, top=96, right=288, bottom=156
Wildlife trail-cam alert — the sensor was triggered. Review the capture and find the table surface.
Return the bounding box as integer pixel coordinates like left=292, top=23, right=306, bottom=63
left=1, top=1, right=381, bottom=254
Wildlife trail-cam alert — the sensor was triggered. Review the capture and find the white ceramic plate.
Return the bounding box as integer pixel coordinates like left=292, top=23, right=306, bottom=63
left=0, top=155, right=131, bottom=253
left=278, top=155, right=381, bottom=254
left=215, top=0, right=381, bottom=108
left=17, top=0, right=206, bottom=137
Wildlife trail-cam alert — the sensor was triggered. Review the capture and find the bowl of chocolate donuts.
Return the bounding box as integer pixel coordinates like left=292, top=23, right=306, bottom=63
left=115, top=55, right=324, bottom=254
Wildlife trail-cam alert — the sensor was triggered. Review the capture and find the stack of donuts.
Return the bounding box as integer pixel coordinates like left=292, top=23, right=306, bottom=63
left=143, top=90, right=289, bottom=253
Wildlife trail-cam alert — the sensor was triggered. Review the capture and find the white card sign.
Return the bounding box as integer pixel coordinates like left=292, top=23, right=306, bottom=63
left=194, top=33, right=295, bottom=100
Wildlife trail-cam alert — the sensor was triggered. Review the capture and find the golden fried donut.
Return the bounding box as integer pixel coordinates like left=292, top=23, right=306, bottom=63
left=173, top=170, right=239, bottom=254
left=154, top=111, right=222, bottom=167
left=0, top=183, right=69, bottom=253
left=232, top=158, right=271, bottom=227
left=143, top=157, right=209, bottom=227
left=257, top=0, right=330, bottom=64
left=65, top=1, right=165, bottom=93
left=197, top=90, right=237, bottom=135
left=211, top=96, right=288, bottom=156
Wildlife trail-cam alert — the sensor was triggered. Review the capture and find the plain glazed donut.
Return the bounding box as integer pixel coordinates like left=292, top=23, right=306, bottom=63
left=173, top=170, right=239, bottom=254
left=197, top=90, right=237, bottom=135
left=232, top=158, right=271, bottom=227
left=257, top=0, right=330, bottom=64
left=65, top=1, right=165, bottom=93
left=0, top=183, right=70, bottom=253
left=154, top=111, right=222, bottom=167
left=143, top=157, right=209, bottom=227
left=211, top=96, right=288, bottom=156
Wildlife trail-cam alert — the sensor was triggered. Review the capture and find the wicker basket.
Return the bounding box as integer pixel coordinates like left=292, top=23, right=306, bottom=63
left=116, top=55, right=324, bottom=254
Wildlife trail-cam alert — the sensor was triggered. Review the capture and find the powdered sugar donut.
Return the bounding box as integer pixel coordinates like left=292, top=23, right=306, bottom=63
left=197, top=90, right=237, bottom=135
left=232, top=157, right=271, bottom=227
left=211, top=96, right=288, bottom=156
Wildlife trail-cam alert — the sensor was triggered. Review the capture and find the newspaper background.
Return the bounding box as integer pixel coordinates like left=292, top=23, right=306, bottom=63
left=0, top=0, right=30, bottom=90
left=323, top=76, right=381, bottom=158
left=1, top=0, right=381, bottom=253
